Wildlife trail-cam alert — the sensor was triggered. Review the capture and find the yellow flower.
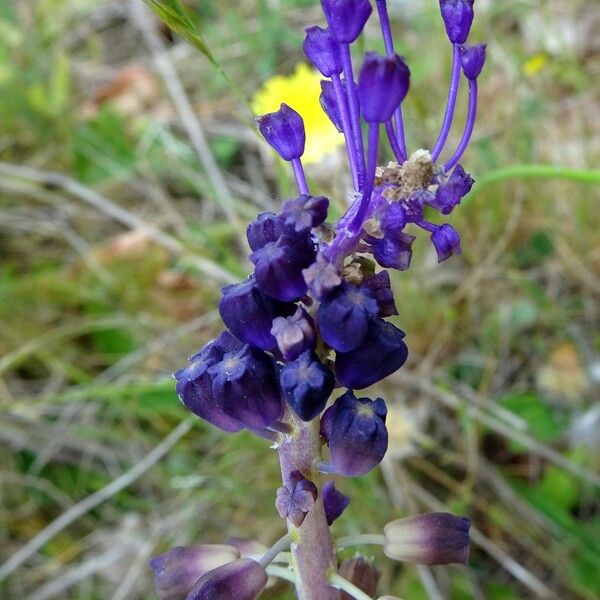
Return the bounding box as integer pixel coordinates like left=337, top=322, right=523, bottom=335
left=523, top=53, right=548, bottom=77
left=251, top=63, right=344, bottom=165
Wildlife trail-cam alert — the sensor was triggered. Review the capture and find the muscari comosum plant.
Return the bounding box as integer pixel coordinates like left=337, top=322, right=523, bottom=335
left=150, top=1, right=486, bottom=598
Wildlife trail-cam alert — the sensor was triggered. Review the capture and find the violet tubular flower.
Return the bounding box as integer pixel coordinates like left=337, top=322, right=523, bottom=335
left=168, top=0, right=485, bottom=596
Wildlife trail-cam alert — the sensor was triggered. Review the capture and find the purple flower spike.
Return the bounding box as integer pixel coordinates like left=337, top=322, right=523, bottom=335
left=361, top=270, right=398, bottom=317
left=257, top=103, right=306, bottom=161
left=246, top=212, right=289, bottom=251
left=431, top=223, right=462, bottom=262
left=271, top=306, right=316, bottom=361
left=185, top=558, right=268, bottom=600
left=280, top=350, right=335, bottom=421
left=251, top=235, right=316, bottom=301
left=320, top=79, right=343, bottom=132
left=219, top=276, right=293, bottom=350
left=459, top=43, right=486, bottom=80
left=339, top=557, right=381, bottom=600
left=275, top=470, right=318, bottom=527
left=368, top=232, right=415, bottom=272
left=304, top=26, right=343, bottom=77
left=433, top=164, right=474, bottom=215
left=439, top=0, right=475, bottom=44
left=322, top=480, right=350, bottom=525
left=322, top=391, right=388, bottom=476
left=318, top=282, right=379, bottom=352
left=209, top=344, right=283, bottom=430
left=384, top=512, right=471, bottom=565
left=358, top=53, right=410, bottom=123
left=321, top=0, right=372, bottom=44
left=335, top=319, right=408, bottom=389
left=283, top=194, right=329, bottom=232
left=174, top=332, right=244, bottom=433
left=150, top=544, right=240, bottom=600
left=303, top=254, right=343, bottom=300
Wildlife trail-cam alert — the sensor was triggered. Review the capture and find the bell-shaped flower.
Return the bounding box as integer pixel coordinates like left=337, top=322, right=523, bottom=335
left=185, top=558, right=268, bottom=600
left=358, top=53, right=410, bottom=123
left=380, top=202, right=407, bottom=237
left=219, top=276, right=293, bottom=350
left=321, top=391, right=388, bottom=476
left=439, top=0, right=475, bottom=44
left=318, top=282, right=379, bottom=352
left=384, top=512, right=471, bottom=565
left=257, top=103, right=306, bottom=161
left=459, top=43, right=487, bottom=80
left=368, top=232, right=415, bottom=272
left=303, top=26, right=342, bottom=77
left=275, top=470, right=318, bottom=527
left=303, top=254, right=342, bottom=300
left=335, top=319, right=408, bottom=389
left=174, top=332, right=244, bottom=433
left=271, top=307, right=316, bottom=361
left=150, top=544, right=240, bottom=600
left=321, top=0, right=372, bottom=44
left=432, top=164, right=474, bottom=215
left=280, top=350, right=335, bottom=421
left=430, top=223, right=462, bottom=262
left=338, top=556, right=381, bottom=600
left=250, top=234, right=316, bottom=302
left=361, top=270, right=398, bottom=317
left=283, top=194, right=329, bottom=232
left=322, top=480, right=351, bottom=525
left=246, top=212, right=289, bottom=251
left=209, top=344, right=282, bottom=430
left=320, top=79, right=343, bottom=132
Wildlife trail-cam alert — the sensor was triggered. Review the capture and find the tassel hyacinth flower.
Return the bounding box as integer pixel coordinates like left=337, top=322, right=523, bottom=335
left=157, top=1, right=486, bottom=598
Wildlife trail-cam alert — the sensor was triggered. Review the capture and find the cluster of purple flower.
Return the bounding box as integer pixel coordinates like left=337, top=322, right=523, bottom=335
left=162, top=1, right=484, bottom=598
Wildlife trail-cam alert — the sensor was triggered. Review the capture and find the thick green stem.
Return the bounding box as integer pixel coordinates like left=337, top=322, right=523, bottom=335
left=277, top=410, right=339, bottom=600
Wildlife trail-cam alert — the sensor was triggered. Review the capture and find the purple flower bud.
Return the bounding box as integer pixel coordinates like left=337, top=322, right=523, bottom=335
left=257, top=103, right=306, bottom=161
left=246, top=212, right=290, bottom=251
left=321, top=0, right=372, bottom=44
left=320, top=79, right=343, bottom=132
left=322, top=480, right=351, bottom=525
left=405, top=191, right=428, bottom=223
left=303, top=26, right=343, bottom=77
left=318, top=283, right=379, bottom=352
left=322, top=391, right=388, bottom=476
left=219, top=276, right=293, bottom=350
left=339, top=556, right=381, bottom=600
left=432, top=164, right=474, bottom=214
left=303, top=253, right=343, bottom=300
left=384, top=512, right=471, bottom=565
left=361, top=271, right=398, bottom=317
left=185, top=558, right=268, bottom=600
left=275, top=470, right=318, bottom=526
left=358, top=53, right=410, bottom=123
left=368, top=232, right=415, bottom=272
left=150, top=544, right=240, bottom=600
left=335, top=319, right=408, bottom=389
left=431, top=223, right=462, bottom=262
left=174, top=332, right=244, bottom=433
left=380, top=203, right=407, bottom=237
left=439, top=0, right=475, bottom=44
left=209, top=344, right=283, bottom=430
left=459, top=43, right=486, bottom=79
left=251, top=234, right=316, bottom=302
left=283, top=194, right=329, bottom=232
left=225, top=537, right=268, bottom=558
left=271, top=306, right=316, bottom=361
left=280, top=350, right=335, bottom=421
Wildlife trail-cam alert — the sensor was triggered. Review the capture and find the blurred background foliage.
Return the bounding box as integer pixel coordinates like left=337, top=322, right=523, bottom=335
left=0, top=0, right=599, bottom=598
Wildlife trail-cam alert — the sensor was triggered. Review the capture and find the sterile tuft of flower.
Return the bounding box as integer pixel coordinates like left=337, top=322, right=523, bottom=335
left=321, top=391, right=388, bottom=476
left=303, top=26, right=343, bottom=77
left=185, top=558, right=268, bottom=600
left=275, top=470, right=318, bottom=527
left=150, top=545, right=240, bottom=600
left=459, top=43, right=487, bottom=80
left=338, top=556, right=381, bottom=600
left=322, top=480, right=351, bottom=525
left=321, top=0, right=372, bottom=44
left=439, top=0, right=475, bottom=44
left=257, top=103, right=306, bottom=161
left=383, top=512, right=471, bottom=565
left=358, top=53, right=411, bottom=123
